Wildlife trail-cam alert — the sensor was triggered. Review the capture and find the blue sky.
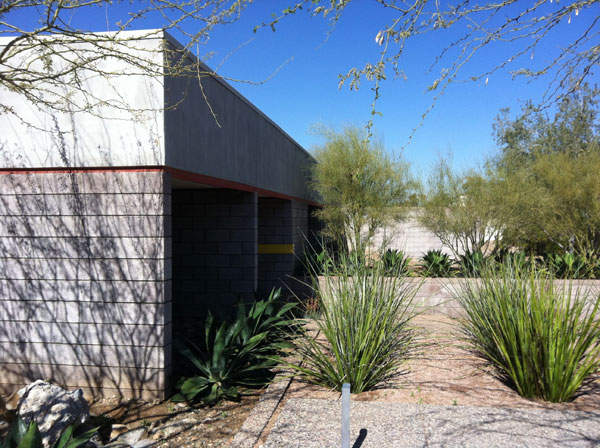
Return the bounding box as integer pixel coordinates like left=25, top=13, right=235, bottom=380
left=5, top=1, right=600, bottom=176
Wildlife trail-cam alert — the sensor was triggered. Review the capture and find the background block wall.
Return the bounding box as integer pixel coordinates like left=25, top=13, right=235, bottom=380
left=171, top=189, right=257, bottom=322
left=0, top=171, right=172, bottom=399
left=371, top=213, right=451, bottom=260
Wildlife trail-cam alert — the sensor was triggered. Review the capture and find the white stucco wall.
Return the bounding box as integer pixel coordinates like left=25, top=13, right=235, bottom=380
left=0, top=31, right=166, bottom=168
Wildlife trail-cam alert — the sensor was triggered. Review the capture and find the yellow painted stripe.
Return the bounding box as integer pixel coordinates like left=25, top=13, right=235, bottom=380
left=258, top=244, right=294, bottom=254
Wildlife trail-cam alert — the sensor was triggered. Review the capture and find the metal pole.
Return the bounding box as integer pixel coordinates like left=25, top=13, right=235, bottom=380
left=341, top=383, right=350, bottom=448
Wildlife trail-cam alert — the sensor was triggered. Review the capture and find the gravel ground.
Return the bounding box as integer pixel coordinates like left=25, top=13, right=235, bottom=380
left=263, top=398, right=600, bottom=447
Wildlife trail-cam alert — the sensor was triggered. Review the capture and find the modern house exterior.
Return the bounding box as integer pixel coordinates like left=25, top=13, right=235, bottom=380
left=0, top=30, right=317, bottom=398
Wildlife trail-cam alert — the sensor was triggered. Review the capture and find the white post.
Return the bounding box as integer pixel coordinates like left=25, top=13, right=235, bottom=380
left=341, top=383, right=350, bottom=448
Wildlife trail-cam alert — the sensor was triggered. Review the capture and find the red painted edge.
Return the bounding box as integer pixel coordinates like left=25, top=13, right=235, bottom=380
left=0, top=165, right=321, bottom=206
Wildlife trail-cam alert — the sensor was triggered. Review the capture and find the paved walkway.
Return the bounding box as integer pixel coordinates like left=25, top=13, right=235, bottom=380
left=262, top=399, right=600, bottom=447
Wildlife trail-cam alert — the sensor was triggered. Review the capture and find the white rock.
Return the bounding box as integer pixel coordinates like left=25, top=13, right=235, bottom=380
left=17, top=380, right=90, bottom=448
left=110, top=427, right=146, bottom=446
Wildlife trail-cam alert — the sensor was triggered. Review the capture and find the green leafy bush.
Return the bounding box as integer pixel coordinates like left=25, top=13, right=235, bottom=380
left=381, top=249, right=411, bottom=277
left=174, top=288, right=296, bottom=405
left=419, top=250, right=454, bottom=277
left=1, top=417, right=97, bottom=448
left=291, top=252, right=419, bottom=393
left=456, top=260, right=600, bottom=402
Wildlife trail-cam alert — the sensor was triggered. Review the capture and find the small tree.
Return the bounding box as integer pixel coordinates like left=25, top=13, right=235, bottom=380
left=311, top=125, right=414, bottom=255
left=420, top=157, right=502, bottom=258
left=492, top=84, right=600, bottom=256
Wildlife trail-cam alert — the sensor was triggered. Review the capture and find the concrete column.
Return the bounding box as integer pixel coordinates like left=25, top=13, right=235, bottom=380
left=0, top=171, right=172, bottom=399
left=257, top=198, right=308, bottom=295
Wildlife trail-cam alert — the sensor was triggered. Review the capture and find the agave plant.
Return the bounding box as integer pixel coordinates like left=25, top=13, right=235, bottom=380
left=174, top=288, right=297, bottom=405
left=1, top=417, right=97, bottom=448
left=547, top=252, right=591, bottom=279
left=381, top=249, right=411, bottom=277
left=419, top=250, right=454, bottom=277
left=458, top=249, right=488, bottom=277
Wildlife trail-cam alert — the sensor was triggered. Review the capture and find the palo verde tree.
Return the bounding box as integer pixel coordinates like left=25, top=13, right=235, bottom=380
left=492, top=83, right=600, bottom=257
left=262, top=0, right=599, bottom=127
left=311, top=125, right=415, bottom=255
left=420, top=157, right=503, bottom=258
left=1, top=1, right=598, bottom=125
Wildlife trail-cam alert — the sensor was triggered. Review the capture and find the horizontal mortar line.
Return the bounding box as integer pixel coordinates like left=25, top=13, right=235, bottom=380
left=0, top=382, right=168, bottom=391
left=0, top=299, right=172, bottom=305
left=0, top=257, right=171, bottom=261
left=0, top=236, right=171, bottom=239
left=0, top=342, right=169, bottom=349
left=0, top=192, right=169, bottom=195
left=0, top=214, right=168, bottom=217
left=0, top=319, right=170, bottom=326
left=0, top=235, right=173, bottom=239
left=0, top=341, right=172, bottom=349
left=0, top=277, right=173, bottom=280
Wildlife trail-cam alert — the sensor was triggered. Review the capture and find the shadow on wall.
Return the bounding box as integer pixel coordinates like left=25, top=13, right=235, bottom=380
left=0, top=169, right=172, bottom=399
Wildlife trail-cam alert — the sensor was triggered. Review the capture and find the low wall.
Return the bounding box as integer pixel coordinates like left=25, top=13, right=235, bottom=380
left=318, top=277, right=600, bottom=318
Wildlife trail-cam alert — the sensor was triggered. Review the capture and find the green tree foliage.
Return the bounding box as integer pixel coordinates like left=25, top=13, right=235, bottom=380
left=310, top=125, right=415, bottom=254
left=419, top=157, right=502, bottom=258
left=492, top=84, right=600, bottom=257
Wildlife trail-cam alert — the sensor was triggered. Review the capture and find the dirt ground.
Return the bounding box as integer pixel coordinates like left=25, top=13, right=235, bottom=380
left=285, top=313, right=600, bottom=412
left=87, top=391, right=262, bottom=447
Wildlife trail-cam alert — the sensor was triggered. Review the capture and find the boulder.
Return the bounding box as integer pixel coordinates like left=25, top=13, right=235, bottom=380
left=17, top=380, right=90, bottom=448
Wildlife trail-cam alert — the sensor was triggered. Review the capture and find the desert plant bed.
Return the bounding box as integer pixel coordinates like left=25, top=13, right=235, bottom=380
left=283, top=313, right=600, bottom=412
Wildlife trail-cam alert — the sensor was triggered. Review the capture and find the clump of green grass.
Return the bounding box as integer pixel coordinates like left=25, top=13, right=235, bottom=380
left=455, top=259, right=600, bottom=402
left=291, top=250, right=420, bottom=393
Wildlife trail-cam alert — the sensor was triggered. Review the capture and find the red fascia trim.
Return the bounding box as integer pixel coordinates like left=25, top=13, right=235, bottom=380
left=0, top=166, right=321, bottom=206
left=165, top=167, right=321, bottom=207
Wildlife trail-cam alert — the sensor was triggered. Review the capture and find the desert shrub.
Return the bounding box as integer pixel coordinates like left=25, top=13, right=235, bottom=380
left=419, top=250, right=454, bottom=277
left=290, top=252, right=419, bottom=393
left=381, top=249, right=411, bottom=277
left=457, top=249, right=488, bottom=277
left=1, top=417, right=97, bottom=448
left=456, top=260, right=600, bottom=402
left=174, top=288, right=297, bottom=405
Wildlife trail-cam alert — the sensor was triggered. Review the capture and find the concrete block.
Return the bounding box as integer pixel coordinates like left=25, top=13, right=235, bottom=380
left=242, top=242, right=256, bottom=254
left=206, top=204, right=231, bottom=216
left=0, top=321, right=170, bottom=347
left=230, top=229, right=256, bottom=242
left=0, top=300, right=169, bottom=325
left=0, top=172, right=168, bottom=195
left=0, top=341, right=168, bottom=368
left=206, top=229, right=230, bottom=241
left=218, top=242, right=242, bottom=255
left=0, top=236, right=167, bottom=259
left=219, top=268, right=244, bottom=280
left=230, top=280, right=256, bottom=293
left=0, top=193, right=166, bottom=217
left=0, top=215, right=168, bottom=237
left=0, top=364, right=168, bottom=393
left=0, top=279, right=169, bottom=303
left=0, top=257, right=170, bottom=281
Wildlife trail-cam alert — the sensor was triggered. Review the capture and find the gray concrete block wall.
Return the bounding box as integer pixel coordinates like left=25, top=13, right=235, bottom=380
left=172, top=189, right=257, bottom=322
left=257, top=198, right=308, bottom=295
left=0, top=171, right=172, bottom=399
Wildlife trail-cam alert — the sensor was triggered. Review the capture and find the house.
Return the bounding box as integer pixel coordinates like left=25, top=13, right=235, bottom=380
left=0, top=30, right=317, bottom=398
